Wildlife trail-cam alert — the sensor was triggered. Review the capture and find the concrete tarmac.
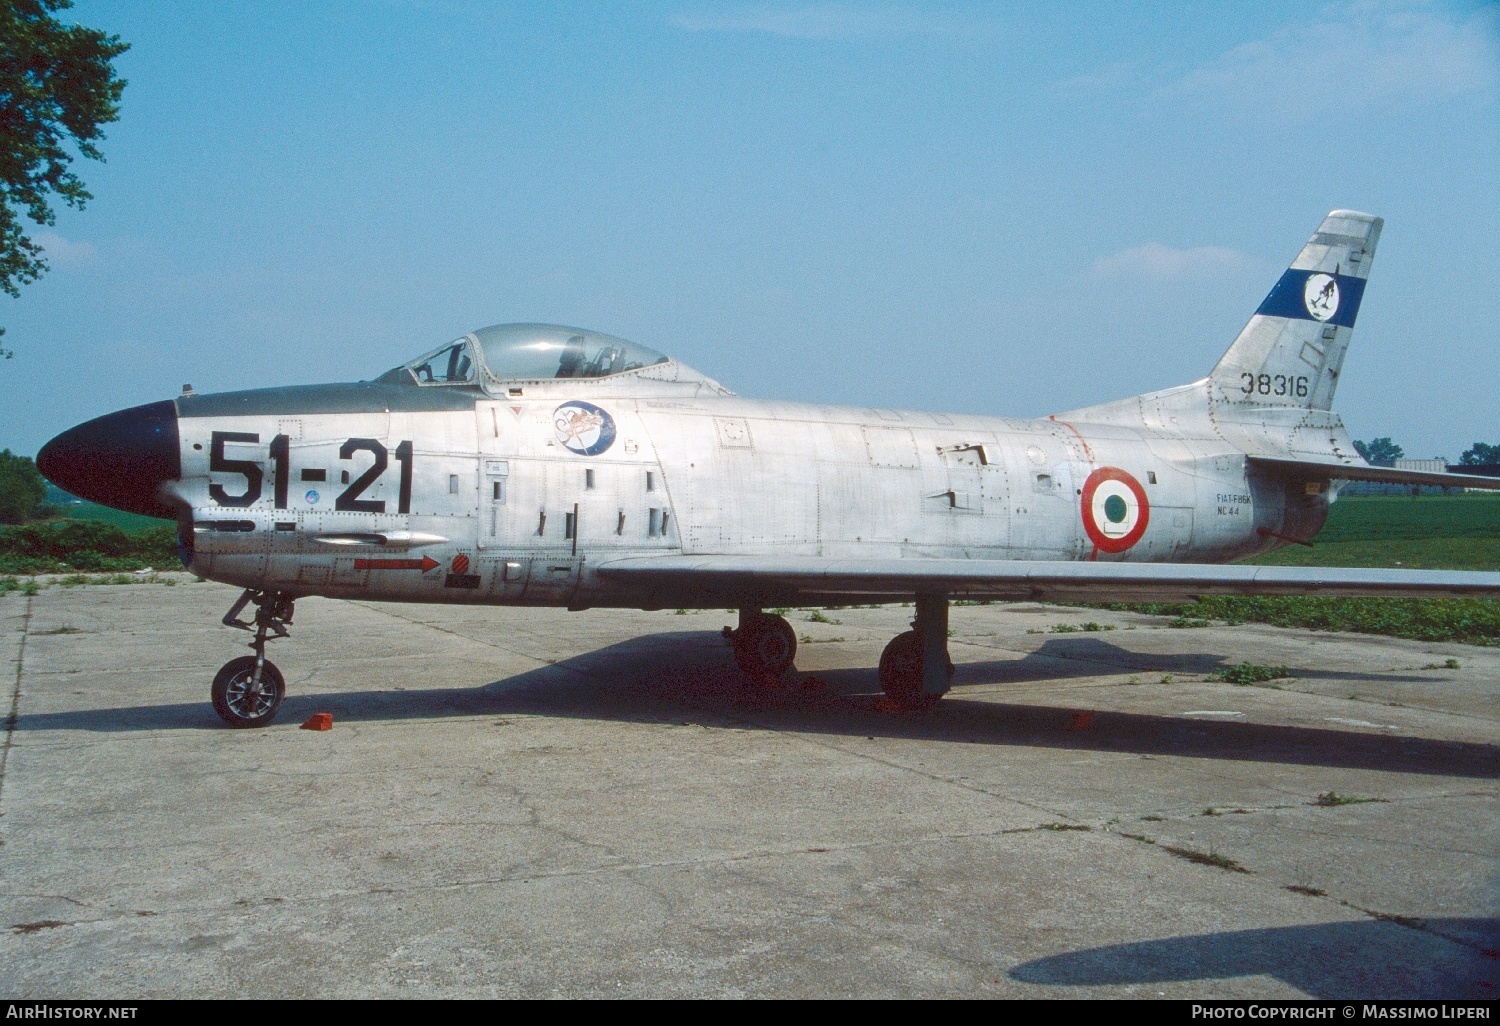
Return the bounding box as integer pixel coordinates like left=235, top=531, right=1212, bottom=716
left=1, top=577, right=1495, bottom=998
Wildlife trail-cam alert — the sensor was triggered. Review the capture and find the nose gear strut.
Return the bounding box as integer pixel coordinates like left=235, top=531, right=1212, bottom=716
left=213, top=589, right=296, bottom=727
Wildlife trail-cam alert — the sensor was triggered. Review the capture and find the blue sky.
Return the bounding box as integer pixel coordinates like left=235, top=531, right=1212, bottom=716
left=4, top=0, right=1497, bottom=460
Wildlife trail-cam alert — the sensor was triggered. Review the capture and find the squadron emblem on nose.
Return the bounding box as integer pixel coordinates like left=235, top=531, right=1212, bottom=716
left=1303, top=273, right=1340, bottom=322
left=553, top=401, right=617, bottom=456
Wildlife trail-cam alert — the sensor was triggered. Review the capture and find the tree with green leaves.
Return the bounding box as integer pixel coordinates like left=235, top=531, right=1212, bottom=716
left=1353, top=437, right=1403, bottom=467
left=1459, top=442, right=1499, bottom=467
left=0, top=0, right=127, bottom=358
left=0, top=447, right=44, bottom=522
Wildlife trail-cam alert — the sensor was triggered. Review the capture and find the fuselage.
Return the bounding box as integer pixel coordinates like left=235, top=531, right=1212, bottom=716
left=167, top=379, right=1319, bottom=609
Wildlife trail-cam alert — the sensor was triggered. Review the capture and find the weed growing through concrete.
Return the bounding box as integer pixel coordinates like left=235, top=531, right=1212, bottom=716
left=1422, top=658, right=1462, bottom=669
left=805, top=610, right=841, bottom=624
left=1209, top=662, right=1292, bottom=685
left=1161, top=845, right=1249, bottom=873
left=1313, top=792, right=1388, bottom=807
left=1169, top=616, right=1212, bottom=629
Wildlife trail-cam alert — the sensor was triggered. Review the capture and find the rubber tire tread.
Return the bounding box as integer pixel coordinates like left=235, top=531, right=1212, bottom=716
left=212, top=655, right=286, bottom=728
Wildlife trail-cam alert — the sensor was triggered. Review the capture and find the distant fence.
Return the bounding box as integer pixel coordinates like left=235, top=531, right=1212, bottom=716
left=1342, top=461, right=1500, bottom=496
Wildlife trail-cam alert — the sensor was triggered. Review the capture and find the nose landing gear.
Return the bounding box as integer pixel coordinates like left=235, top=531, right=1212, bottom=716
left=213, top=589, right=295, bottom=728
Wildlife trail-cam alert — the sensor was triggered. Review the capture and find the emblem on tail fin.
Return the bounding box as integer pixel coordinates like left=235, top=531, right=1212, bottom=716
left=1303, top=273, right=1340, bottom=321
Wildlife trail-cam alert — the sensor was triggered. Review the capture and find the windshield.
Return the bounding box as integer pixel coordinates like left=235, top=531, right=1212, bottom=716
left=406, top=339, right=475, bottom=385
left=470, top=324, right=669, bottom=382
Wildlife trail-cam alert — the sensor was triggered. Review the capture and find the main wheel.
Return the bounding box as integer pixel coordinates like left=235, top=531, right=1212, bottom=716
left=733, top=614, right=797, bottom=680
left=212, top=655, right=286, bottom=728
left=878, top=631, right=954, bottom=709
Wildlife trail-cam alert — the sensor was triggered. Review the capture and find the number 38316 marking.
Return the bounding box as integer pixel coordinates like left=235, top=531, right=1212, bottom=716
left=209, top=432, right=414, bottom=513
left=1240, top=373, right=1309, bottom=399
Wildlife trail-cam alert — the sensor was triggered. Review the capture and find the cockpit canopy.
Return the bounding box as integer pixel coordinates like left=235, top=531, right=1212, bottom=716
left=396, top=323, right=670, bottom=389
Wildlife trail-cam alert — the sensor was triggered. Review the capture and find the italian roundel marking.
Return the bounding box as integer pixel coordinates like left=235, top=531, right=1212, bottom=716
left=1081, top=467, right=1150, bottom=553
left=1303, top=273, right=1340, bottom=322
left=553, top=401, right=617, bottom=456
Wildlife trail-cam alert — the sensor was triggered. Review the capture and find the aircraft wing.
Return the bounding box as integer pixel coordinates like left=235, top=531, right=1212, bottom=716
left=595, top=555, right=1500, bottom=605
left=1246, top=456, right=1500, bottom=491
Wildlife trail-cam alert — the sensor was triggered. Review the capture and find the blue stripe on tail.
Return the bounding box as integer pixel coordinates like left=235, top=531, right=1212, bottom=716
left=1254, top=269, right=1367, bottom=328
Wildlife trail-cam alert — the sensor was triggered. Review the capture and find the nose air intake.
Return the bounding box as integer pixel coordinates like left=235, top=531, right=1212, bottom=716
left=36, top=400, right=183, bottom=520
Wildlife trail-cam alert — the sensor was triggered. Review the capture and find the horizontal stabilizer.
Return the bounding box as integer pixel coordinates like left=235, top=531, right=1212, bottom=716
left=597, top=555, right=1500, bottom=605
left=1247, top=456, right=1500, bottom=491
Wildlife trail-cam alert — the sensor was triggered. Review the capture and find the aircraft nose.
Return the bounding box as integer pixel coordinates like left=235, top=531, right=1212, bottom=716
left=36, top=400, right=183, bottom=520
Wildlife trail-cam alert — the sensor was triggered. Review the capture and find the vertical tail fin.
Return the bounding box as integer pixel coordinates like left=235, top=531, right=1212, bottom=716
left=1210, top=210, right=1382, bottom=411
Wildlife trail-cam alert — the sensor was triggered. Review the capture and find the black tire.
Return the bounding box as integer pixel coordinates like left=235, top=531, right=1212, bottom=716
left=878, top=630, right=953, bottom=709
left=733, top=614, right=797, bottom=680
left=212, top=656, right=286, bottom=728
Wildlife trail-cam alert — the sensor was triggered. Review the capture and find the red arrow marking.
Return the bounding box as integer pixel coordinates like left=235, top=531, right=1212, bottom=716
left=354, top=555, right=440, bottom=572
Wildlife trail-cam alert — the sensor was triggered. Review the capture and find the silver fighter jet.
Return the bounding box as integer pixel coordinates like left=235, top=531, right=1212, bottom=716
left=37, top=210, right=1500, bottom=725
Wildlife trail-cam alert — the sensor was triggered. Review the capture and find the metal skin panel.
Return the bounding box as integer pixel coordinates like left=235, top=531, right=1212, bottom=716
left=45, top=213, right=1500, bottom=614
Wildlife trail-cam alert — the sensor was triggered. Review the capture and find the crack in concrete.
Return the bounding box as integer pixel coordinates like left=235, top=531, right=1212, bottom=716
left=1101, top=820, right=1497, bottom=957
left=0, top=594, right=34, bottom=815
left=0, top=821, right=1108, bottom=931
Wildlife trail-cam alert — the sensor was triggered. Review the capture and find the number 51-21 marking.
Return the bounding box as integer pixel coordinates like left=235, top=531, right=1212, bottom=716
left=209, top=432, right=414, bottom=513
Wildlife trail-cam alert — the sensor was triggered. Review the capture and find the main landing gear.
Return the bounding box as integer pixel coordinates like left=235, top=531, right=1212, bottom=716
left=724, top=609, right=798, bottom=682
left=725, top=596, right=956, bottom=709
left=877, top=594, right=955, bottom=711
left=213, top=589, right=295, bottom=728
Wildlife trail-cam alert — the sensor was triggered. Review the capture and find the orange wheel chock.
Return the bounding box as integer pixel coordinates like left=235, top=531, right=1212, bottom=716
left=300, top=712, right=333, bottom=731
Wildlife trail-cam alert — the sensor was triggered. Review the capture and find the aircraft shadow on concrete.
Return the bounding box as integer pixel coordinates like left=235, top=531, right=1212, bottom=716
left=1006, top=918, right=1499, bottom=999
left=17, top=631, right=1498, bottom=779
left=1018, top=636, right=1434, bottom=684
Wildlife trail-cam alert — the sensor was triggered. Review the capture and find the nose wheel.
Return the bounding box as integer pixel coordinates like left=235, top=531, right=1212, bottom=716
left=727, top=609, right=797, bottom=682
left=213, top=589, right=295, bottom=728
left=212, top=656, right=286, bottom=727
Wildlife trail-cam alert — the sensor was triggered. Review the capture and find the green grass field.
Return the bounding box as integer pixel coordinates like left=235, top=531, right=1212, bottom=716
left=1248, top=494, right=1500, bottom=572
left=1101, top=494, right=1500, bottom=646
left=45, top=500, right=170, bottom=534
